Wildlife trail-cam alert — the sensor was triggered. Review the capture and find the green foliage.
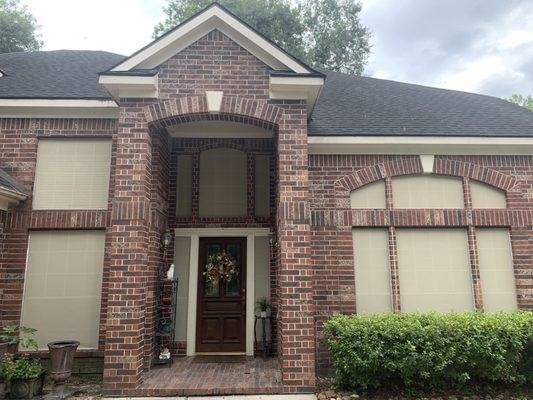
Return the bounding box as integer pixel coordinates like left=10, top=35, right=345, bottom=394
left=0, top=325, right=38, bottom=351
left=324, top=312, right=533, bottom=391
left=154, top=0, right=371, bottom=75
left=507, top=94, right=533, bottom=111
left=0, top=0, right=42, bottom=53
left=1, top=353, right=44, bottom=381
left=301, top=0, right=371, bottom=75
left=255, top=297, right=272, bottom=312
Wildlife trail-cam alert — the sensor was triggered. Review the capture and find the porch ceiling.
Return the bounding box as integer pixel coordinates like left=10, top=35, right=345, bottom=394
left=166, top=120, right=274, bottom=139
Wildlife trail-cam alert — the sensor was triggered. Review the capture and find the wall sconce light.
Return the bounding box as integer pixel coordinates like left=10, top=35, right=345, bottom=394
left=161, top=229, right=172, bottom=249
left=269, top=232, right=278, bottom=250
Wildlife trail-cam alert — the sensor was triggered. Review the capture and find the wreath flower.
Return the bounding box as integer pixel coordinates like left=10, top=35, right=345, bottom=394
left=203, top=250, right=238, bottom=285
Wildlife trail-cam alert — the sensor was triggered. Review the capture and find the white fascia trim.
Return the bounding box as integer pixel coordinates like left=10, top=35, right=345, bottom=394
left=308, top=136, right=533, bottom=155
left=112, top=6, right=310, bottom=73
left=270, top=76, right=324, bottom=116
left=0, top=99, right=119, bottom=119
left=98, top=75, right=158, bottom=100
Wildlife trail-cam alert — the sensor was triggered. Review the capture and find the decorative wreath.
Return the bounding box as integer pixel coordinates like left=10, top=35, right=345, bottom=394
left=203, top=250, right=238, bottom=285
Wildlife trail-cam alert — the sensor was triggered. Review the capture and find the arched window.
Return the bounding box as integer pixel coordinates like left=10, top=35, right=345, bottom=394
left=199, top=148, right=247, bottom=218
left=350, top=180, right=386, bottom=209
left=392, top=175, right=464, bottom=208
left=470, top=180, right=506, bottom=209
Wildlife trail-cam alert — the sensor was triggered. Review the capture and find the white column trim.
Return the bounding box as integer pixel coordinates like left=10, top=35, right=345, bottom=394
left=245, top=234, right=255, bottom=355
left=179, top=228, right=270, bottom=356
left=186, top=234, right=200, bottom=356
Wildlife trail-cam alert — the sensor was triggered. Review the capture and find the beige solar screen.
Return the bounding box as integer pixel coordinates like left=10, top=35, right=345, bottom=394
left=476, top=229, right=518, bottom=311
left=33, top=139, right=112, bottom=210
left=176, top=155, right=193, bottom=217
left=21, top=231, right=105, bottom=350
left=392, top=175, right=464, bottom=209
left=255, top=155, right=270, bottom=217
left=352, top=229, right=392, bottom=314
left=199, top=148, right=247, bottom=217
left=350, top=180, right=386, bottom=209
left=470, top=180, right=506, bottom=209
left=396, top=229, right=474, bottom=312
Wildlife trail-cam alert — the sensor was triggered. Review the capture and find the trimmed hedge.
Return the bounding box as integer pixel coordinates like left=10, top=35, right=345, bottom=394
left=324, top=312, right=533, bottom=390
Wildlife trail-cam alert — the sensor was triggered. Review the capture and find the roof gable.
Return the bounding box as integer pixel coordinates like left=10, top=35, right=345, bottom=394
left=108, top=2, right=315, bottom=74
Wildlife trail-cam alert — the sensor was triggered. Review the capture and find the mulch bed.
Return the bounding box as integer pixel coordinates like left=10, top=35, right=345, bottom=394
left=316, top=378, right=533, bottom=400
left=39, top=375, right=102, bottom=400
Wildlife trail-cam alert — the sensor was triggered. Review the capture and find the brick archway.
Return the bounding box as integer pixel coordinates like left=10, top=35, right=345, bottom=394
left=144, top=95, right=283, bottom=131
left=336, top=157, right=516, bottom=194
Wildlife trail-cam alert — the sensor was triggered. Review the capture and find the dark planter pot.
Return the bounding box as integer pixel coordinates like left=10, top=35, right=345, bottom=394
left=47, top=341, right=79, bottom=383
left=0, top=380, right=6, bottom=399
left=0, top=342, right=18, bottom=358
left=7, top=375, right=44, bottom=399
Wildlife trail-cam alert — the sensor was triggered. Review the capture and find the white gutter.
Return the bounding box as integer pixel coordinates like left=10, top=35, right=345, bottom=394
left=0, top=99, right=119, bottom=119
left=308, top=135, right=533, bottom=155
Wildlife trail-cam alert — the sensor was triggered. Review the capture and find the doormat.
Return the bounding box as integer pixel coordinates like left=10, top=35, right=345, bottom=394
left=192, top=355, right=248, bottom=364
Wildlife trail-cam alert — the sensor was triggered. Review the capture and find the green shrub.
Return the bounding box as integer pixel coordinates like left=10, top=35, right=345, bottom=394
left=324, top=312, right=533, bottom=391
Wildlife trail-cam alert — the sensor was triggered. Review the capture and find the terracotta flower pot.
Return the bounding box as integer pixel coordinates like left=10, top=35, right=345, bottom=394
left=7, top=375, right=44, bottom=399
left=47, top=341, right=79, bottom=383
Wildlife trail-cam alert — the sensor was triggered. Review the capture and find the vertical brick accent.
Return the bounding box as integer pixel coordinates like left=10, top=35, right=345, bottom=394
left=467, top=226, right=483, bottom=310
left=388, top=226, right=401, bottom=313
left=275, top=100, right=315, bottom=391
left=103, top=101, right=154, bottom=394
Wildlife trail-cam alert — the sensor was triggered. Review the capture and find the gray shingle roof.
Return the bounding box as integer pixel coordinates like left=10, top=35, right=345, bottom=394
left=0, top=168, right=28, bottom=195
left=309, top=70, right=533, bottom=137
left=1, top=51, right=532, bottom=137
left=0, top=50, right=125, bottom=99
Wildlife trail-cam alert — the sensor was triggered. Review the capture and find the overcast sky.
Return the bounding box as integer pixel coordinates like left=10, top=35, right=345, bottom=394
left=21, top=0, right=533, bottom=99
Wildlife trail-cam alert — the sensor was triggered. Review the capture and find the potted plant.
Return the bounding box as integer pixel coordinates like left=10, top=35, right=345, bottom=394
left=0, top=325, right=38, bottom=358
left=256, top=297, right=272, bottom=318
left=1, top=353, right=45, bottom=399
left=159, top=318, right=173, bottom=334
left=0, top=326, right=38, bottom=399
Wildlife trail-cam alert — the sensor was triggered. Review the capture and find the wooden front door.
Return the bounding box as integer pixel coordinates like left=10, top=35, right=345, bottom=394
left=196, top=237, right=246, bottom=353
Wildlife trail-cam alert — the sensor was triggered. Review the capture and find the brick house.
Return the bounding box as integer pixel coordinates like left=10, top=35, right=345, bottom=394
left=0, top=3, right=532, bottom=397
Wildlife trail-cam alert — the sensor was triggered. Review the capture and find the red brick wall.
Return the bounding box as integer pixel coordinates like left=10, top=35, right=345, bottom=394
left=158, top=29, right=270, bottom=101
left=309, top=154, right=533, bottom=372
left=0, top=118, right=116, bottom=331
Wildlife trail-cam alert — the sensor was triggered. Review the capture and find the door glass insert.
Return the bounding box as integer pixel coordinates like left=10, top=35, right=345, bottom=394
left=205, top=244, right=222, bottom=296
left=225, top=243, right=241, bottom=296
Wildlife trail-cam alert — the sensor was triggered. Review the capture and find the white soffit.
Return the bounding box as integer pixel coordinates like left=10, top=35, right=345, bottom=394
left=308, top=136, right=533, bottom=155
left=270, top=76, right=325, bottom=116
left=167, top=120, right=273, bottom=139
left=98, top=74, right=158, bottom=100
left=0, top=99, right=119, bottom=119
left=111, top=4, right=311, bottom=74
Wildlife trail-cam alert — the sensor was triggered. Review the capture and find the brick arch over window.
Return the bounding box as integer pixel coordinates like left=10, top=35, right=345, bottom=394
left=336, top=157, right=517, bottom=195
left=144, top=95, right=283, bottom=131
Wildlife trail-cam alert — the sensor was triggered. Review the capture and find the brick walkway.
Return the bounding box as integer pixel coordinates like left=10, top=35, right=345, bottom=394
left=132, top=356, right=286, bottom=396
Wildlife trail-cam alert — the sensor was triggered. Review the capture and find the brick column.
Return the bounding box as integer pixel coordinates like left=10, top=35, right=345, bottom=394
left=276, top=102, right=315, bottom=392
left=103, top=101, right=154, bottom=394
